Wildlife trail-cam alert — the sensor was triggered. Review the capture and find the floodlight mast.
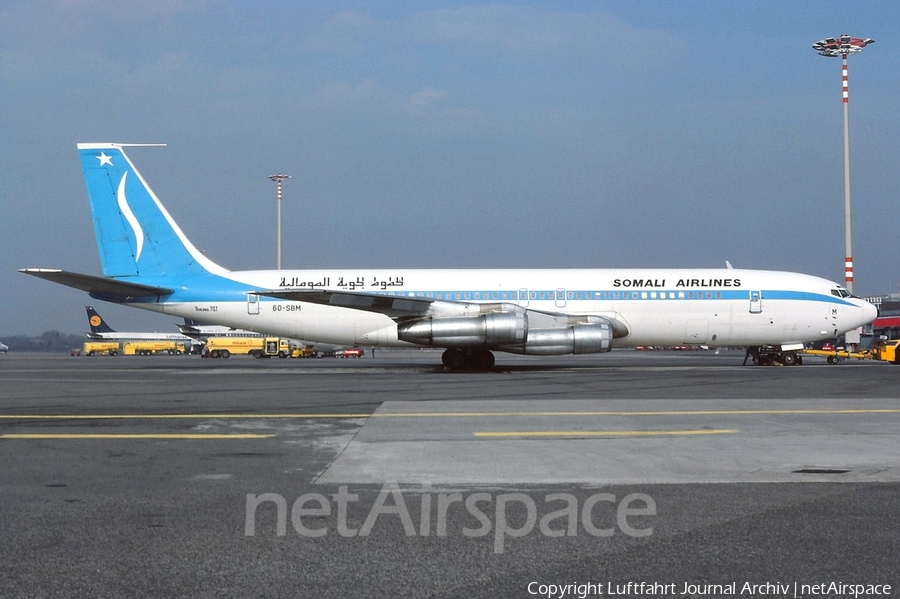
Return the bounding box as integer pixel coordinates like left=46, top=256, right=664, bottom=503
left=811, top=35, right=874, bottom=294
left=269, top=174, right=291, bottom=270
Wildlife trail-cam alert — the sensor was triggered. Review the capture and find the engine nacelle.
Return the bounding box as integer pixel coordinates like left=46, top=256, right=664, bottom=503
left=398, top=311, right=527, bottom=347
left=499, top=317, right=613, bottom=355
left=399, top=311, right=615, bottom=356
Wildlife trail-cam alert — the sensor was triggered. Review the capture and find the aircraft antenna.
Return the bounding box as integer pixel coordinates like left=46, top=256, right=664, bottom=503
left=811, top=35, right=874, bottom=293
left=268, top=174, right=291, bottom=270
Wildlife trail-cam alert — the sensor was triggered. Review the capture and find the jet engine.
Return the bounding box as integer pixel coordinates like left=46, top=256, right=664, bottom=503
left=397, top=310, right=615, bottom=356
left=499, top=317, right=613, bottom=355
left=398, top=311, right=527, bottom=347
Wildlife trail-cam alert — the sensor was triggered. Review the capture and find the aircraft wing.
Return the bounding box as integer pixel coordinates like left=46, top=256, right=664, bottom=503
left=19, top=269, right=174, bottom=300
left=261, top=289, right=436, bottom=318
left=261, top=289, right=630, bottom=337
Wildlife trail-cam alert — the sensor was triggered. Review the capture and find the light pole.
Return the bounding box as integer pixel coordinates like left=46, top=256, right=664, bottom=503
left=268, top=174, right=291, bottom=269
left=812, top=35, right=874, bottom=294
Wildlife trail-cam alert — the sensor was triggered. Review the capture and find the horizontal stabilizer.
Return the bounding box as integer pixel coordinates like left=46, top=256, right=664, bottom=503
left=19, top=269, right=173, bottom=300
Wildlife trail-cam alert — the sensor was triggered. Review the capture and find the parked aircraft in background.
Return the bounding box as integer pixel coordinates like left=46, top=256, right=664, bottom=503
left=0, top=341, right=8, bottom=354
left=86, top=306, right=201, bottom=350
left=176, top=318, right=263, bottom=341
left=20, top=143, right=877, bottom=369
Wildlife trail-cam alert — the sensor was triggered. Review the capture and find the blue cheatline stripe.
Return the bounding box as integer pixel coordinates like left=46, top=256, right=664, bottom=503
left=362, top=288, right=853, bottom=306
left=115, top=274, right=856, bottom=308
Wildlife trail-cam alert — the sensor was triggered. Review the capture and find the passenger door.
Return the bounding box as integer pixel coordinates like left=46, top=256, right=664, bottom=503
left=749, top=290, right=762, bottom=314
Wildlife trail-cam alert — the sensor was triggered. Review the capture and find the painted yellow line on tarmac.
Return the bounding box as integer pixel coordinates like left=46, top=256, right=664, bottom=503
left=0, top=434, right=275, bottom=440
left=373, top=408, right=900, bottom=418
left=0, top=414, right=372, bottom=419
left=474, top=429, right=739, bottom=438
left=0, top=408, right=898, bottom=421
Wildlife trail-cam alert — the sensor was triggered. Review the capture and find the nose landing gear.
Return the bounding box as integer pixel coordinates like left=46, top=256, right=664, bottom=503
left=744, top=346, right=802, bottom=366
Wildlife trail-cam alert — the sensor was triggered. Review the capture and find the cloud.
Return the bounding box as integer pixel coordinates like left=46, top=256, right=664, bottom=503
left=302, top=9, right=379, bottom=56
left=403, top=87, right=448, bottom=116
left=304, top=4, right=681, bottom=68
left=309, top=78, right=379, bottom=108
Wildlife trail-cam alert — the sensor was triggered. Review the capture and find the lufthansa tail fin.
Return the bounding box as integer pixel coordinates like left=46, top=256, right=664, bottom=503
left=77, top=143, right=227, bottom=280
left=86, top=306, right=115, bottom=334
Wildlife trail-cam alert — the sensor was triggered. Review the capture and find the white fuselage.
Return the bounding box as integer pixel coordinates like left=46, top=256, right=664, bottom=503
left=130, top=267, right=875, bottom=349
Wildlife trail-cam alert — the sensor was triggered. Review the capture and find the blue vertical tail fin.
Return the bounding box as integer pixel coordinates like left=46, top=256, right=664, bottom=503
left=77, top=143, right=227, bottom=280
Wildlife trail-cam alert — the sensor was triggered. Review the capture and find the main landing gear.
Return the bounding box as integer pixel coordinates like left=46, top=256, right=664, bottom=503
left=441, top=348, right=496, bottom=370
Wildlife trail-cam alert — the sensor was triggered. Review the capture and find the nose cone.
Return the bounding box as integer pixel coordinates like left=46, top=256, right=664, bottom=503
left=862, top=300, right=878, bottom=325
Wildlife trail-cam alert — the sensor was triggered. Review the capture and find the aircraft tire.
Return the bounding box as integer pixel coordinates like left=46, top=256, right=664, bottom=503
left=781, top=351, right=798, bottom=366
left=442, top=348, right=467, bottom=369
left=469, top=349, right=495, bottom=370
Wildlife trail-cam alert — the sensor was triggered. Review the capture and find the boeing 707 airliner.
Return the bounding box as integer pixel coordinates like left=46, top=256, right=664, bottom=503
left=20, top=143, right=877, bottom=368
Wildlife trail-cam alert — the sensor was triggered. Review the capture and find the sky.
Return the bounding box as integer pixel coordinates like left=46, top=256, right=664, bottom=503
left=1, top=1, right=899, bottom=335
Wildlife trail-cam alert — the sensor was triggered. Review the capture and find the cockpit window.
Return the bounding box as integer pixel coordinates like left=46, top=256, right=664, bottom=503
left=831, top=288, right=852, bottom=298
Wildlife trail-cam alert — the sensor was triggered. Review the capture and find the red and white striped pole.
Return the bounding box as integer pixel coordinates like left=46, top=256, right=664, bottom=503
left=842, top=52, right=853, bottom=290
left=269, top=174, right=291, bottom=270
left=812, top=35, right=874, bottom=294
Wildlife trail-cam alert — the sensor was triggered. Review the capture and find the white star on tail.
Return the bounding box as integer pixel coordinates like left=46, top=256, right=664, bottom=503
left=97, top=152, right=113, bottom=166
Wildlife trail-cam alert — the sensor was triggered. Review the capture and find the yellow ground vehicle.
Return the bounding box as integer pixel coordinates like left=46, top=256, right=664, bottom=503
left=83, top=341, right=119, bottom=356
left=291, top=346, right=319, bottom=359
left=878, top=339, right=900, bottom=364
left=203, top=337, right=290, bottom=359
left=122, top=341, right=188, bottom=356
left=799, top=338, right=900, bottom=364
